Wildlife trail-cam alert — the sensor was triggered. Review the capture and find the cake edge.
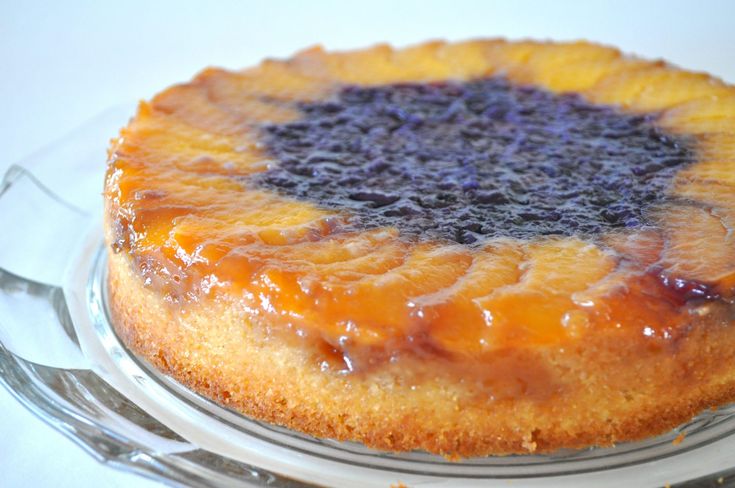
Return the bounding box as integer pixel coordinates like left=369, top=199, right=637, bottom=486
left=106, top=244, right=735, bottom=457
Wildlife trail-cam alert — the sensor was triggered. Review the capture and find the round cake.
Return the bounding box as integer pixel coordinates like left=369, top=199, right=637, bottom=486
left=104, top=39, right=735, bottom=456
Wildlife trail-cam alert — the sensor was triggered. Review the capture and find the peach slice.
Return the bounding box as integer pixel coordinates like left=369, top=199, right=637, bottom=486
left=658, top=205, right=735, bottom=295
left=435, top=39, right=505, bottom=79
left=417, top=242, right=525, bottom=355
left=658, top=94, right=735, bottom=134
left=476, top=239, right=616, bottom=347
left=585, top=66, right=732, bottom=112
left=423, top=239, right=616, bottom=354
left=252, top=243, right=474, bottom=346
left=198, top=61, right=332, bottom=103
left=292, top=44, right=405, bottom=85
left=505, top=41, right=636, bottom=92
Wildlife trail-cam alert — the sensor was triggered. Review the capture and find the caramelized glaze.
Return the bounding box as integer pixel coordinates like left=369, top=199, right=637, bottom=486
left=105, top=40, right=735, bottom=381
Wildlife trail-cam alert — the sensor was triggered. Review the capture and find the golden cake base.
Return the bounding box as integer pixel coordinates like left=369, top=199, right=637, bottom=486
left=108, top=250, right=735, bottom=457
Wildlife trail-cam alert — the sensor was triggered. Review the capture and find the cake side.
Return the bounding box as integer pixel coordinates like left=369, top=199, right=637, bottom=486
left=107, top=244, right=735, bottom=456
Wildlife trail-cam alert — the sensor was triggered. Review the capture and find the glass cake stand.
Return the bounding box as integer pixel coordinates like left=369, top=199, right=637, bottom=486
left=1, top=106, right=734, bottom=487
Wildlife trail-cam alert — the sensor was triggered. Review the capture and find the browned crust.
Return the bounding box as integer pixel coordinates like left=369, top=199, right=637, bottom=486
left=107, top=248, right=735, bottom=457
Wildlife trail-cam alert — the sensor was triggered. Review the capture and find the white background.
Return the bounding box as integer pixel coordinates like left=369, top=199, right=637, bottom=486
left=2, top=1, right=735, bottom=486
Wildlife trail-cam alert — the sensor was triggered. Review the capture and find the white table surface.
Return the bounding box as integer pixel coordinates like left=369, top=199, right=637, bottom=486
left=2, top=1, right=734, bottom=486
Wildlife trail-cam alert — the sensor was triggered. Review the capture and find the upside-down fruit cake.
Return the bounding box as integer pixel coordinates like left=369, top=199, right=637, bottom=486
left=104, top=39, right=735, bottom=456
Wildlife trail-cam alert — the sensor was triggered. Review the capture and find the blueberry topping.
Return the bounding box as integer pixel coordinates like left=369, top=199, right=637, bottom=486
left=254, top=78, right=694, bottom=243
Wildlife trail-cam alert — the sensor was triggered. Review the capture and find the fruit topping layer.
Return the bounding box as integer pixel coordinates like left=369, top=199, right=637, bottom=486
left=257, top=78, right=694, bottom=243
left=105, top=41, right=735, bottom=377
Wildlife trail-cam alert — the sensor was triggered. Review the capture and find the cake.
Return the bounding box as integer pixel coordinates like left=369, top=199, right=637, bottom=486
left=104, top=39, right=735, bottom=457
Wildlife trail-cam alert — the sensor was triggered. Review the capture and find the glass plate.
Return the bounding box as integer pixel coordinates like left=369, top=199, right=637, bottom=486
left=1, top=106, right=735, bottom=488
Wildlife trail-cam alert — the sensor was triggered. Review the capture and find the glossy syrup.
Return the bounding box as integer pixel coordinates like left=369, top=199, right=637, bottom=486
left=106, top=74, right=726, bottom=388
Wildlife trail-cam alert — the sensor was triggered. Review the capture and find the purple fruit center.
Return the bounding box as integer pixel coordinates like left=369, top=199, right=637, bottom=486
left=254, top=78, right=694, bottom=243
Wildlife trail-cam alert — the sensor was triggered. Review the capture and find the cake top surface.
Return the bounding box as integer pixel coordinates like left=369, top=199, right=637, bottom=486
left=105, top=39, right=735, bottom=367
